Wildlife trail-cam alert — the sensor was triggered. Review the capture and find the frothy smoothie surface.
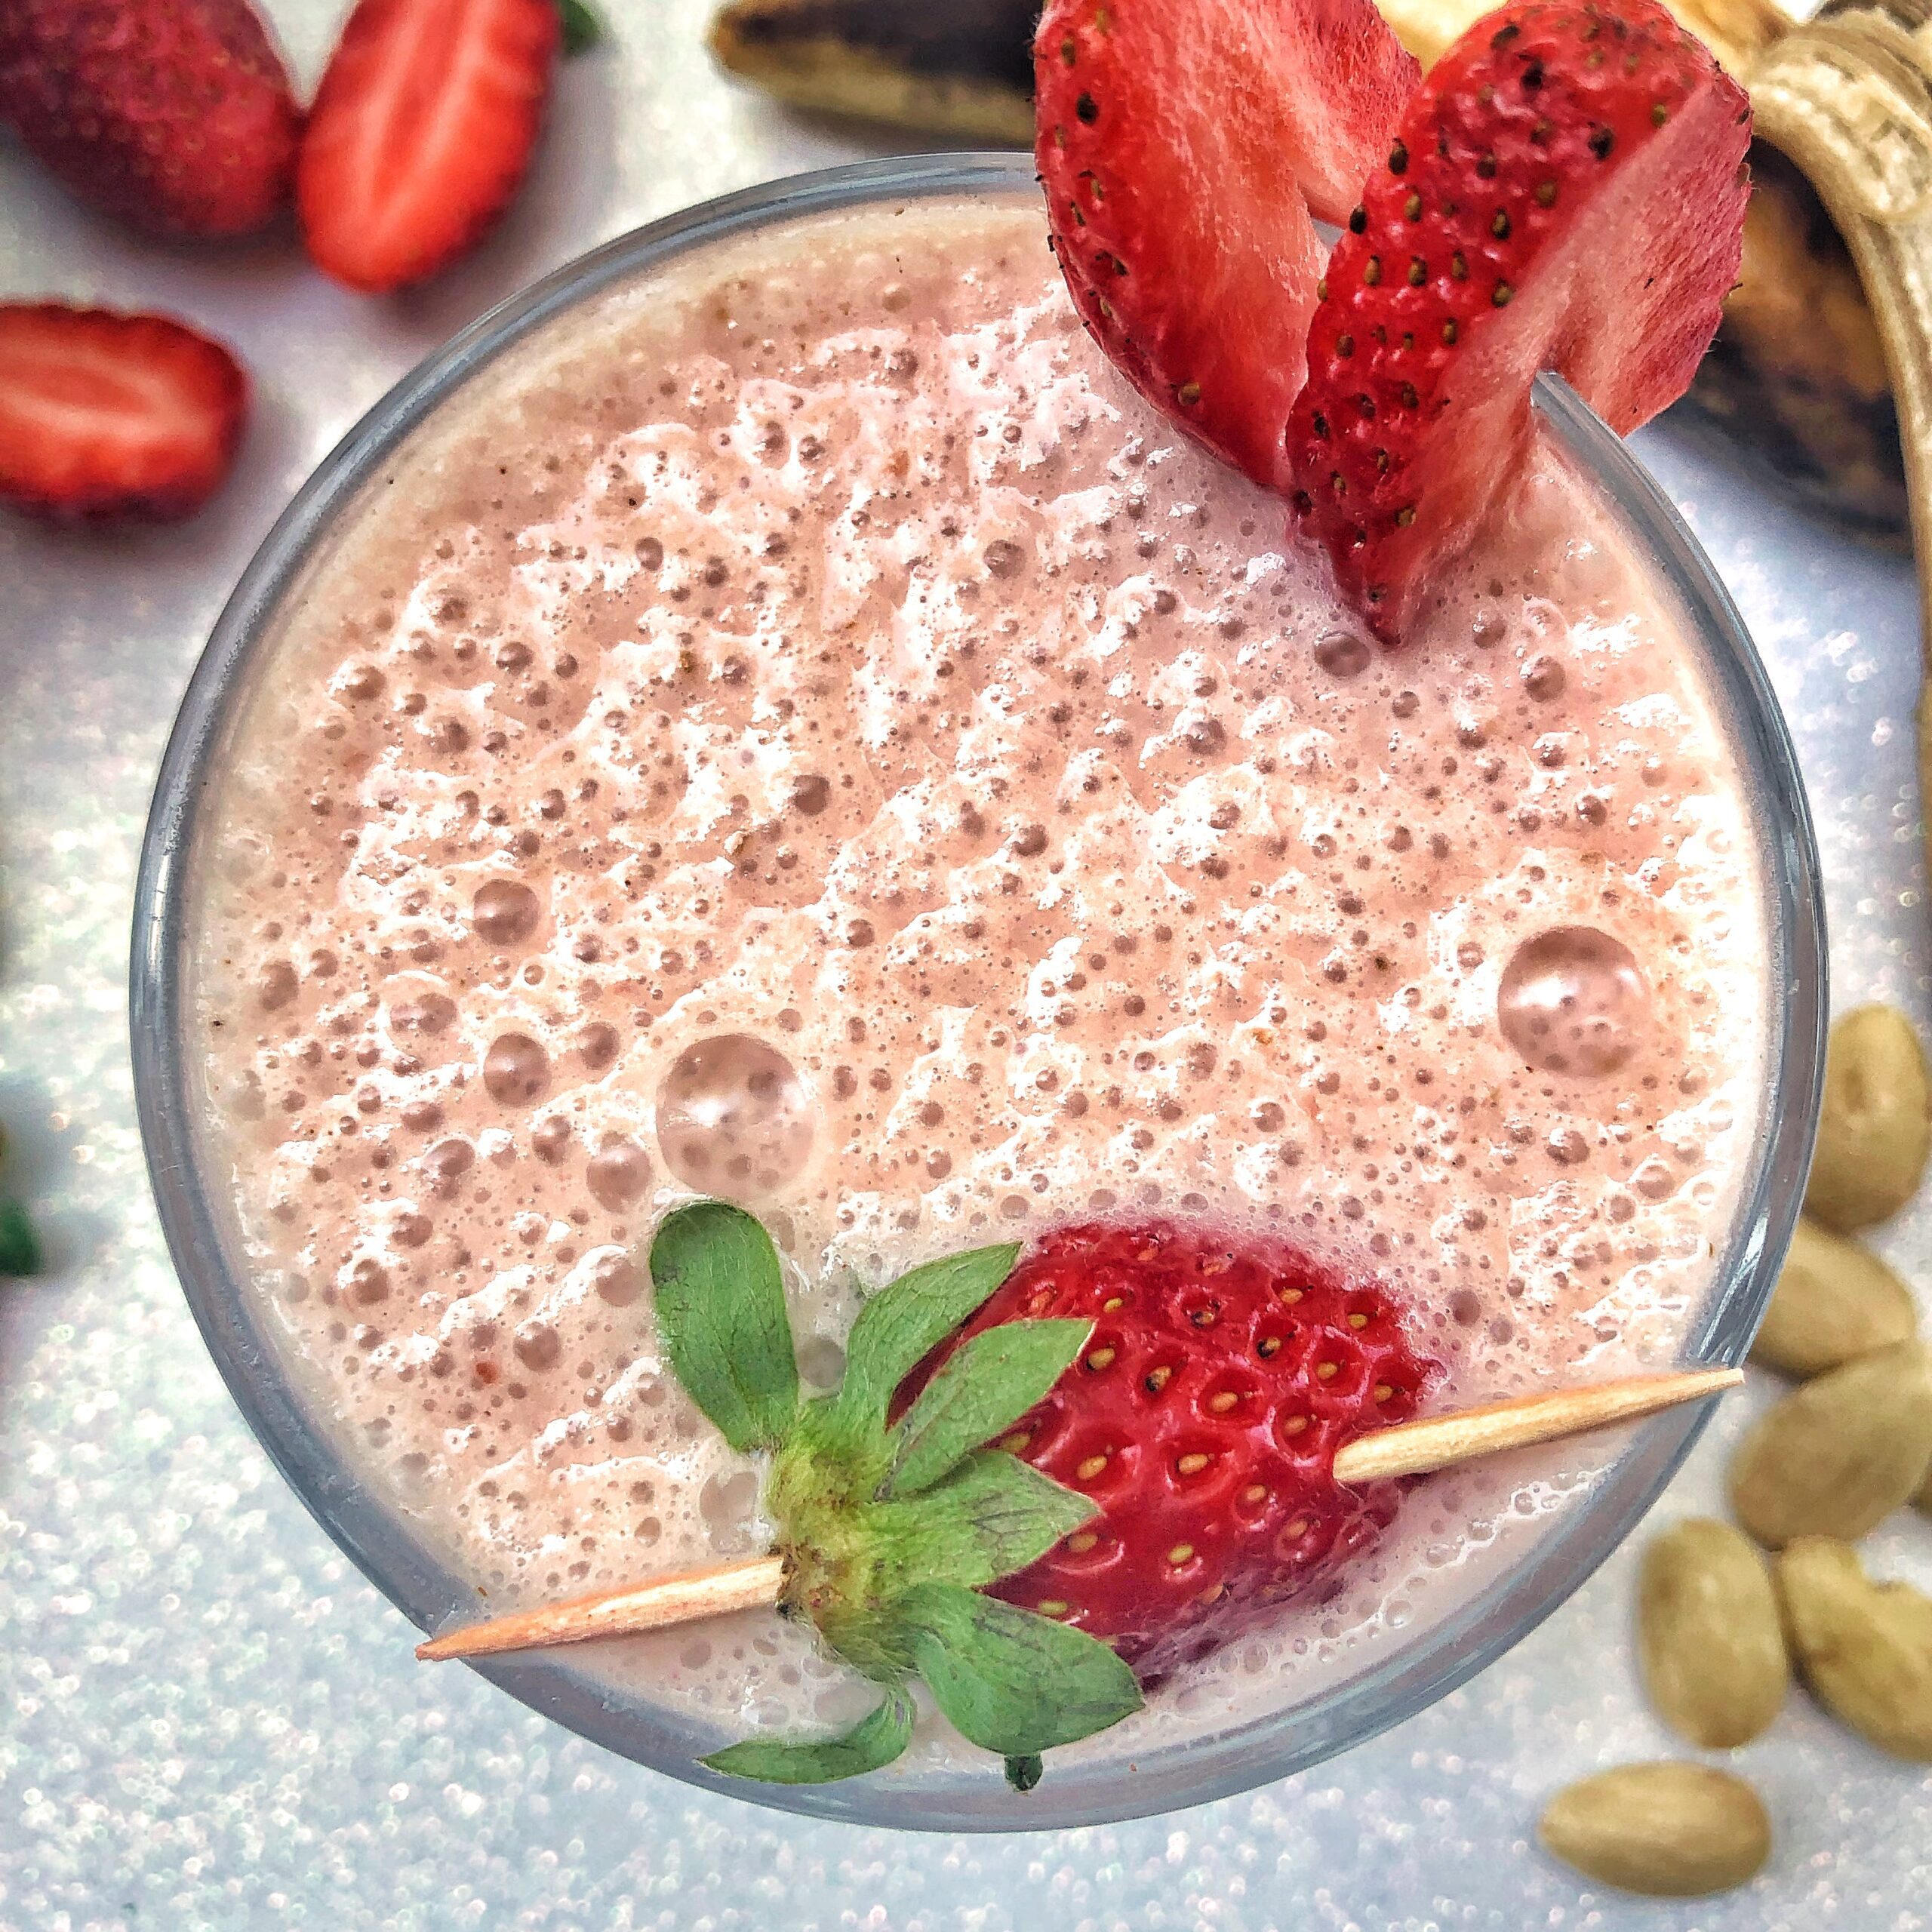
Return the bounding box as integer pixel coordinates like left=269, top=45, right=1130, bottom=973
left=192, top=193, right=1767, bottom=1759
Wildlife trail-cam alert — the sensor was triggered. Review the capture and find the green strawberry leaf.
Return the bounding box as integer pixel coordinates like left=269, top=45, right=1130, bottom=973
left=702, top=1687, right=914, bottom=1785
left=0, top=1199, right=41, bottom=1277
left=832, top=1241, right=1021, bottom=1441
left=883, top=1318, right=1091, bottom=1497
left=1004, top=1753, right=1044, bottom=1793
left=897, top=1582, right=1143, bottom=1755
left=649, top=1200, right=798, bottom=1454
left=869, top=1450, right=1097, bottom=1592
left=558, top=0, right=602, bottom=55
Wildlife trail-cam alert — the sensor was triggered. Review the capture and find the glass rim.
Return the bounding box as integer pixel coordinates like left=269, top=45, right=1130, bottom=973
left=129, top=152, right=1828, bottom=1832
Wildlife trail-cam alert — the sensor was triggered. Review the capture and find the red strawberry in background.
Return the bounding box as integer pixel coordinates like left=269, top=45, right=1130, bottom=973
left=1285, top=0, right=1751, bottom=640
left=0, top=306, right=248, bottom=522
left=1035, top=0, right=1420, bottom=493
left=0, top=0, right=299, bottom=239
left=297, top=0, right=562, bottom=294
left=897, top=1220, right=1429, bottom=1680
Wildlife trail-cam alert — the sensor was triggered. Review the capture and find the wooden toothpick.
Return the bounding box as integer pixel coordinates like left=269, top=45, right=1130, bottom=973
left=416, top=1554, right=787, bottom=1661
left=416, top=1365, right=1739, bottom=1663
left=1328, top=1366, right=1742, bottom=1483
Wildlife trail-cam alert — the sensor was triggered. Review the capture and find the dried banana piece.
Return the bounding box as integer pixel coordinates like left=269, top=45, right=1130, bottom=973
left=1752, top=0, right=1932, bottom=888
left=709, top=0, right=1034, bottom=146
left=1683, top=142, right=1908, bottom=541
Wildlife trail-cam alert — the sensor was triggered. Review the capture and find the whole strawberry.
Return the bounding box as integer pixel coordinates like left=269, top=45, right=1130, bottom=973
left=897, top=1220, right=1429, bottom=1680
left=1035, top=0, right=1418, bottom=494
left=645, top=1202, right=1427, bottom=1789
left=1285, top=0, right=1751, bottom=641
left=0, top=0, right=299, bottom=239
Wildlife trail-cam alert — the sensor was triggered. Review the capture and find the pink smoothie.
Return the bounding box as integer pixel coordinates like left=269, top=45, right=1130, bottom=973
left=190, top=192, right=1766, bottom=1758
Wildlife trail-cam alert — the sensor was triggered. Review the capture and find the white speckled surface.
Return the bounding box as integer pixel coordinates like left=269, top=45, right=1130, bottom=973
left=2, top=2, right=1929, bottom=1924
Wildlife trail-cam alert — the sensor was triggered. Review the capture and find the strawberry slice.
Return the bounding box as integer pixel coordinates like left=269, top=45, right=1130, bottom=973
left=0, top=0, right=299, bottom=240
left=1035, top=0, right=1419, bottom=492
left=297, top=0, right=561, bottom=294
left=1285, top=0, right=1751, bottom=641
left=0, top=306, right=248, bottom=523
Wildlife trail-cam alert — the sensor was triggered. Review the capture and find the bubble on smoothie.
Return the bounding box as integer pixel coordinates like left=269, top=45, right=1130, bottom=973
left=789, top=774, right=831, bottom=817
left=512, top=1319, right=561, bottom=1369
left=592, top=1251, right=645, bottom=1306
left=392, top=989, right=455, bottom=1033
left=587, top=1137, right=652, bottom=1211
left=258, top=959, right=299, bottom=1011
left=424, top=1138, right=475, bottom=1192
left=1497, top=927, right=1650, bottom=1078
left=579, top=1021, right=621, bottom=1071
left=1314, top=630, right=1371, bottom=680
left=484, top=1032, right=551, bottom=1105
left=472, top=879, right=541, bottom=946
left=656, top=1034, right=813, bottom=1198
left=347, top=1258, right=390, bottom=1304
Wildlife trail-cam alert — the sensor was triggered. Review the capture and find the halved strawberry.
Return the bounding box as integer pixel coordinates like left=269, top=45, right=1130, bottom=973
left=1285, top=0, right=1750, bottom=641
left=297, top=0, right=561, bottom=294
left=0, top=306, right=248, bottom=523
left=1035, top=0, right=1419, bottom=492
left=0, top=0, right=299, bottom=240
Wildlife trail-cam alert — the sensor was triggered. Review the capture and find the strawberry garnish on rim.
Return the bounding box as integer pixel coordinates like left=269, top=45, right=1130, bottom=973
left=896, top=1220, right=1430, bottom=1682
left=1035, top=0, right=1419, bottom=493
left=0, top=0, right=299, bottom=240
left=1285, top=0, right=1751, bottom=641
left=297, top=0, right=561, bottom=294
left=0, top=306, right=248, bottom=524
